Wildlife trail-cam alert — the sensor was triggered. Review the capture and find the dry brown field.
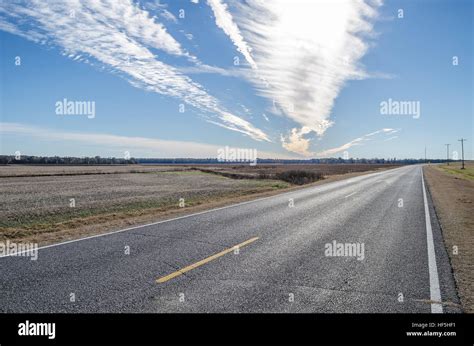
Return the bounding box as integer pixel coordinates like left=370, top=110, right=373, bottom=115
left=0, top=164, right=399, bottom=245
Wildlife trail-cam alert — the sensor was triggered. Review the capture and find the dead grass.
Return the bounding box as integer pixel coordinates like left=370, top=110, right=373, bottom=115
left=0, top=164, right=182, bottom=177
left=438, top=162, right=474, bottom=181
left=191, top=163, right=400, bottom=179
left=424, top=164, right=474, bottom=312
left=0, top=164, right=398, bottom=246
left=0, top=170, right=287, bottom=240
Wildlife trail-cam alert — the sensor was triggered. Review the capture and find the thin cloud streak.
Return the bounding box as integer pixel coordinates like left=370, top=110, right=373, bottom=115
left=207, top=0, right=257, bottom=69
left=316, top=128, right=399, bottom=157
left=384, top=136, right=398, bottom=141
left=0, top=123, right=292, bottom=159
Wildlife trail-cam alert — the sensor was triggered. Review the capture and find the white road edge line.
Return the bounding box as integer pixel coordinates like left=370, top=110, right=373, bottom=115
left=344, top=191, right=357, bottom=198
left=421, top=166, right=443, bottom=313
left=0, top=165, right=408, bottom=258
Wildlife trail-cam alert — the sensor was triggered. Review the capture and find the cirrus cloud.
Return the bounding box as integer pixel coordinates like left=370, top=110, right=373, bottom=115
left=316, top=128, right=399, bottom=157
left=0, top=0, right=270, bottom=142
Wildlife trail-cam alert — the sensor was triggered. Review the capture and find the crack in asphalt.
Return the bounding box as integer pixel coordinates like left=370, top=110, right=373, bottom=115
left=188, top=278, right=436, bottom=305
left=131, top=231, right=229, bottom=248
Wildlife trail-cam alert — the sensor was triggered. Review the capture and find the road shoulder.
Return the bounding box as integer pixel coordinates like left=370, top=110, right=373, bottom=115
left=423, top=165, right=473, bottom=312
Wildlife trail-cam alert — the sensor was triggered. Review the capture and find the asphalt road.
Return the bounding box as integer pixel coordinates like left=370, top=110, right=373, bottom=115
left=0, top=165, right=462, bottom=313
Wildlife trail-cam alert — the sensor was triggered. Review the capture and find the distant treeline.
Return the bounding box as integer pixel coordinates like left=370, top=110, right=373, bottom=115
left=0, top=155, right=452, bottom=165
left=137, top=158, right=445, bottom=164
left=0, top=155, right=138, bottom=165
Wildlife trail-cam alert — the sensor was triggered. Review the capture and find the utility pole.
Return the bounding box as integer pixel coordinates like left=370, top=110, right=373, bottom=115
left=424, top=146, right=427, bottom=163
left=458, top=138, right=467, bottom=169
left=445, top=144, right=450, bottom=165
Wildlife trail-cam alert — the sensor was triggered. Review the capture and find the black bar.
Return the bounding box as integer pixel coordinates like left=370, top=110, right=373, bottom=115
left=0, top=313, right=472, bottom=345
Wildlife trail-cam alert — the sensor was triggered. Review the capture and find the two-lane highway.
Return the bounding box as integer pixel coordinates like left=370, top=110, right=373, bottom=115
left=0, top=165, right=461, bottom=313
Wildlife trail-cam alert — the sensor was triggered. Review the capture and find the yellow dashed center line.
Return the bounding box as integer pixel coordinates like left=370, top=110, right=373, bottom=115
left=156, top=236, right=259, bottom=284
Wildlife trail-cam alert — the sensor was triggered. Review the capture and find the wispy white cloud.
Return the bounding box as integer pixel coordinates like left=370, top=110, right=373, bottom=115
left=229, top=0, right=383, bottom=155
left=160, top=9, right=178, bottom=23
left=384, top=135, right=398, bottom=142
left=316, top=128, right=399, bottom=157
left=207, top=0, right=257, bottom=69
left=142, top=0, right=177, bottom=23
left=176, top=64, right=251, bottom=78
left=0, top=123, right=291, bottom=158
left=0, top=0, right=269, bottom=142
left=240, top=104, right=251, bottom=114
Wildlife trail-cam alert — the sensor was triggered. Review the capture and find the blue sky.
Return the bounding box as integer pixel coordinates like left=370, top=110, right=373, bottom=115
left=0, top=0, right=472, bottom=159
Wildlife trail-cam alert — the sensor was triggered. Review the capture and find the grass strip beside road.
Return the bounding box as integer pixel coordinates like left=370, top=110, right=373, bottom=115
left=437, top=164, right=474, bottom=181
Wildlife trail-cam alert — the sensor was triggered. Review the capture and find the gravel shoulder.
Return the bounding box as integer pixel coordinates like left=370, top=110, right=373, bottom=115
left=424, top=164, right=474, bottom=312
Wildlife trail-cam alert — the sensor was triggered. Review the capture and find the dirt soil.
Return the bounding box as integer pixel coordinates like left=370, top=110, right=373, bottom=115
left=424, top=165, right=474, bottom=312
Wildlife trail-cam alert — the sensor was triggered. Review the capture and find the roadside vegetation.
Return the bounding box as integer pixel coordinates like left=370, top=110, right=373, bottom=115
left=275, top=170, right=323, bottom=185
left=424, top=162, right=474, bottom=312
left=438, top=164, right=474, bottom=181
